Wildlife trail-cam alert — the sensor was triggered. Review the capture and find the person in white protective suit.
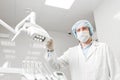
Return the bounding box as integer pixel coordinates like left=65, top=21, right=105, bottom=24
left=46, top=20, right=120, bottom=80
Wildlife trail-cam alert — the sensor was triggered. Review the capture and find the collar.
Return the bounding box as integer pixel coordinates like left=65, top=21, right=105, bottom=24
left=79, top=40, right=93, bottom=49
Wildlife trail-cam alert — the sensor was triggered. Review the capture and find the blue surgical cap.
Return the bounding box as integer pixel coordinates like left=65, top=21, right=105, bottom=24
left=72, top=20, right=94, bottom=38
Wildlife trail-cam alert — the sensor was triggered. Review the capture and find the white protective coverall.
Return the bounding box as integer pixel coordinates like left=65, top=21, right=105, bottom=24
left=47, top=41, right=120, bottom=80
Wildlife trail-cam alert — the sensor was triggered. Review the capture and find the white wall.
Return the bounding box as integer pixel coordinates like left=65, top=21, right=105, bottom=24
left=94, top=0, right=120, bottom=61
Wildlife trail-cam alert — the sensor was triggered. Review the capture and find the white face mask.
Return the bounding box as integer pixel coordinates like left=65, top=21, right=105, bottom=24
left=77, top=31, right=90, bottom=43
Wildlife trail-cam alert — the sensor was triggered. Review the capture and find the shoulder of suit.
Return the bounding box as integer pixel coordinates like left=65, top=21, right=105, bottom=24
left=67, top=41, right=109, bottom=50
left=93, top=41, right=109, bottom=48
left=67, top=45, right=80, bottom=51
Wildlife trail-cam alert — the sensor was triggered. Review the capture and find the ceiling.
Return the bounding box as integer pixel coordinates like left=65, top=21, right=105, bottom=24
left=0, top=0, right=103, bottom=34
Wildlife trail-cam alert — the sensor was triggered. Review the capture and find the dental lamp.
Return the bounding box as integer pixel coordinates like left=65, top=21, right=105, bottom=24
left=12, top=22, right=51, bottom=43
left=0, top=11, right=67, bottom=80
left=0, top=11, right=51, bottom=43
